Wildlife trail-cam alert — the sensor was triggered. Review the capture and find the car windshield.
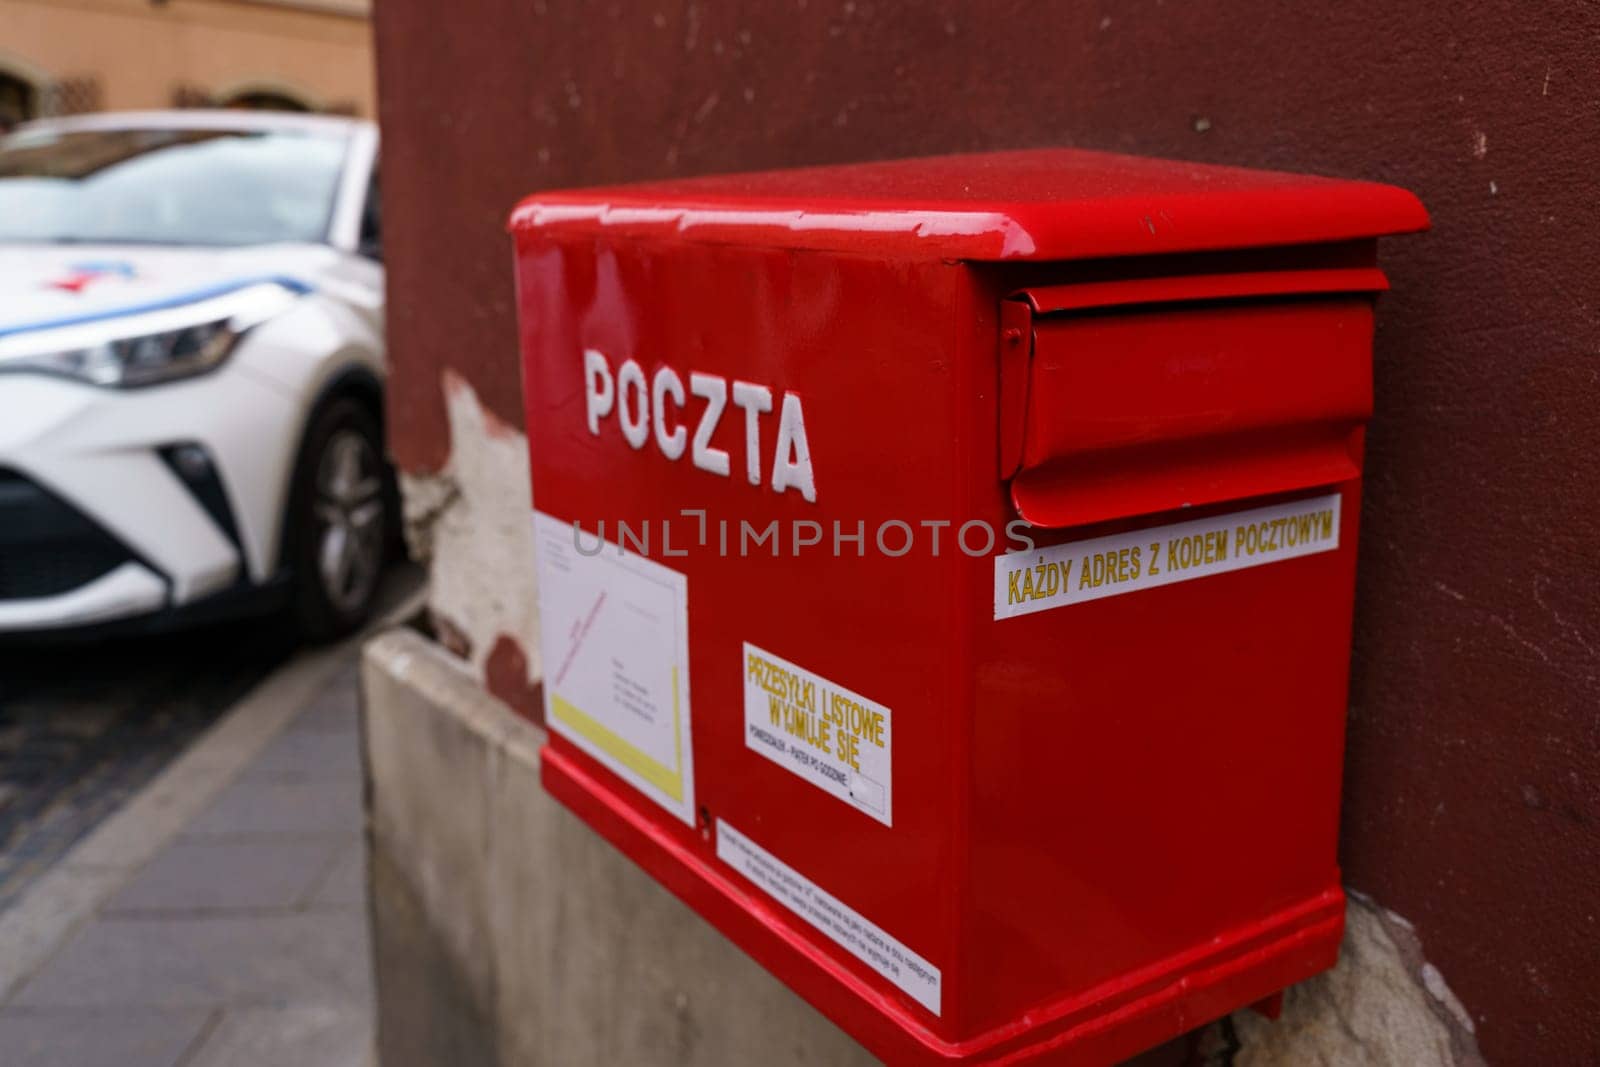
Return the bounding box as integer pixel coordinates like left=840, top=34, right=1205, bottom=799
left=0, top=126, right=349, bottom=247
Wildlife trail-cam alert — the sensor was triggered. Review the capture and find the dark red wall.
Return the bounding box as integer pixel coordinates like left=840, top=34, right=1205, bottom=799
left=374, top=3, right=1600, bottom=1062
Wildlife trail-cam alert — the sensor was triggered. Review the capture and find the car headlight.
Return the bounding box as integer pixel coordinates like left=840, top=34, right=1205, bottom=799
left=0, top=281, right=304, bottom=388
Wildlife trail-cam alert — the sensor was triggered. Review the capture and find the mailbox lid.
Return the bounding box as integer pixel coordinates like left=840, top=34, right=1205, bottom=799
left=1002, top=264, right=1385, bottom=529
left=511, top=148, right=1428, bottom=262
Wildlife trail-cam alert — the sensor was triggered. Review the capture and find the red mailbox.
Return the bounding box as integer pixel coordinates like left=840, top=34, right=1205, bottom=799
left=511, top=150, right=1426, bottom=1065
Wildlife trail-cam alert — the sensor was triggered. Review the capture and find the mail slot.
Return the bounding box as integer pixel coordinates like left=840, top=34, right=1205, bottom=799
left=1004, top=263, right=1383, bottom=528
left=511, top=149, right=1426, bottom=1065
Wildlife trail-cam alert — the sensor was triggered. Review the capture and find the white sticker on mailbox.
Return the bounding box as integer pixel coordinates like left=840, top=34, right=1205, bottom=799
left=994, top=492, right=1343, bottom=620
left=742, top=643, right=892, bottom=827
left=534, top=510, right=695, bottom=826
left=716, top=820, right=941, bottom=1015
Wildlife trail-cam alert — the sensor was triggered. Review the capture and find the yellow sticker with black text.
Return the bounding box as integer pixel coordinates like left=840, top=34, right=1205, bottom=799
left=742, top=643, right=892, bottom=826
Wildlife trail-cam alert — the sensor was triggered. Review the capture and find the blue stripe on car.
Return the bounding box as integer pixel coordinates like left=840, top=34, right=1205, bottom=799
left=0, top=276, right=313, bottom=339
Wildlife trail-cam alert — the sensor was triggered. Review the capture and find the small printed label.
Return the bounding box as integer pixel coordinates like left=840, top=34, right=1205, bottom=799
left=995, top=492, right=1342, bottom=620
left=716, top=821, right=940, bottom=1015
left=742, top=643, right=892, bottom=826
left=533, top=511, right=695, bottom=826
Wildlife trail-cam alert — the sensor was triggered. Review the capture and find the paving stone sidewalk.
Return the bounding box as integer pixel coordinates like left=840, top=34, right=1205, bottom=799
left=0, top=663, right=374, bottom=1067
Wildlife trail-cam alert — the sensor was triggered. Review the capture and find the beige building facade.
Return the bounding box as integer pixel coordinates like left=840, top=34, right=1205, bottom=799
left=0, top=0, right=372, bottom=128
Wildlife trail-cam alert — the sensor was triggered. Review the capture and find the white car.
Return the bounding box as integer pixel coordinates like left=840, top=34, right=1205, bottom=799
left=0, top=110, right=391, bottom=638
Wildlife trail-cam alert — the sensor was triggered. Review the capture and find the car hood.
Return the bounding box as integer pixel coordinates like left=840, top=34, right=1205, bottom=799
left=0, top=243, right=334, bottom=337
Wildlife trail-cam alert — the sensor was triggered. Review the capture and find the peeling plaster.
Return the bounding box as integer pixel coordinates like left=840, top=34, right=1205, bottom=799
left=1218, top=895, right=1485, bottom=1066
left=400, top=370, right=541, bottom=691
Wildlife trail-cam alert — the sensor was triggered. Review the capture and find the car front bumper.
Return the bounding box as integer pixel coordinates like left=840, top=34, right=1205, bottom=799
left=0, top=364, right=301, bottom=633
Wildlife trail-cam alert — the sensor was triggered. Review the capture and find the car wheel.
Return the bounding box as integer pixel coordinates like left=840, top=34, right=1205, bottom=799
left=287, top=398, right=389, bottom=640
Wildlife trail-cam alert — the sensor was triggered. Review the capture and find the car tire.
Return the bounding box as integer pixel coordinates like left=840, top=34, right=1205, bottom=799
left=284, top=397, right=390, bottom=641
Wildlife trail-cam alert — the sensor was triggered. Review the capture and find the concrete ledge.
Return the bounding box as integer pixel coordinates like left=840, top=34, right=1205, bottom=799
left=361, top=627, right=876, bottom=1067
